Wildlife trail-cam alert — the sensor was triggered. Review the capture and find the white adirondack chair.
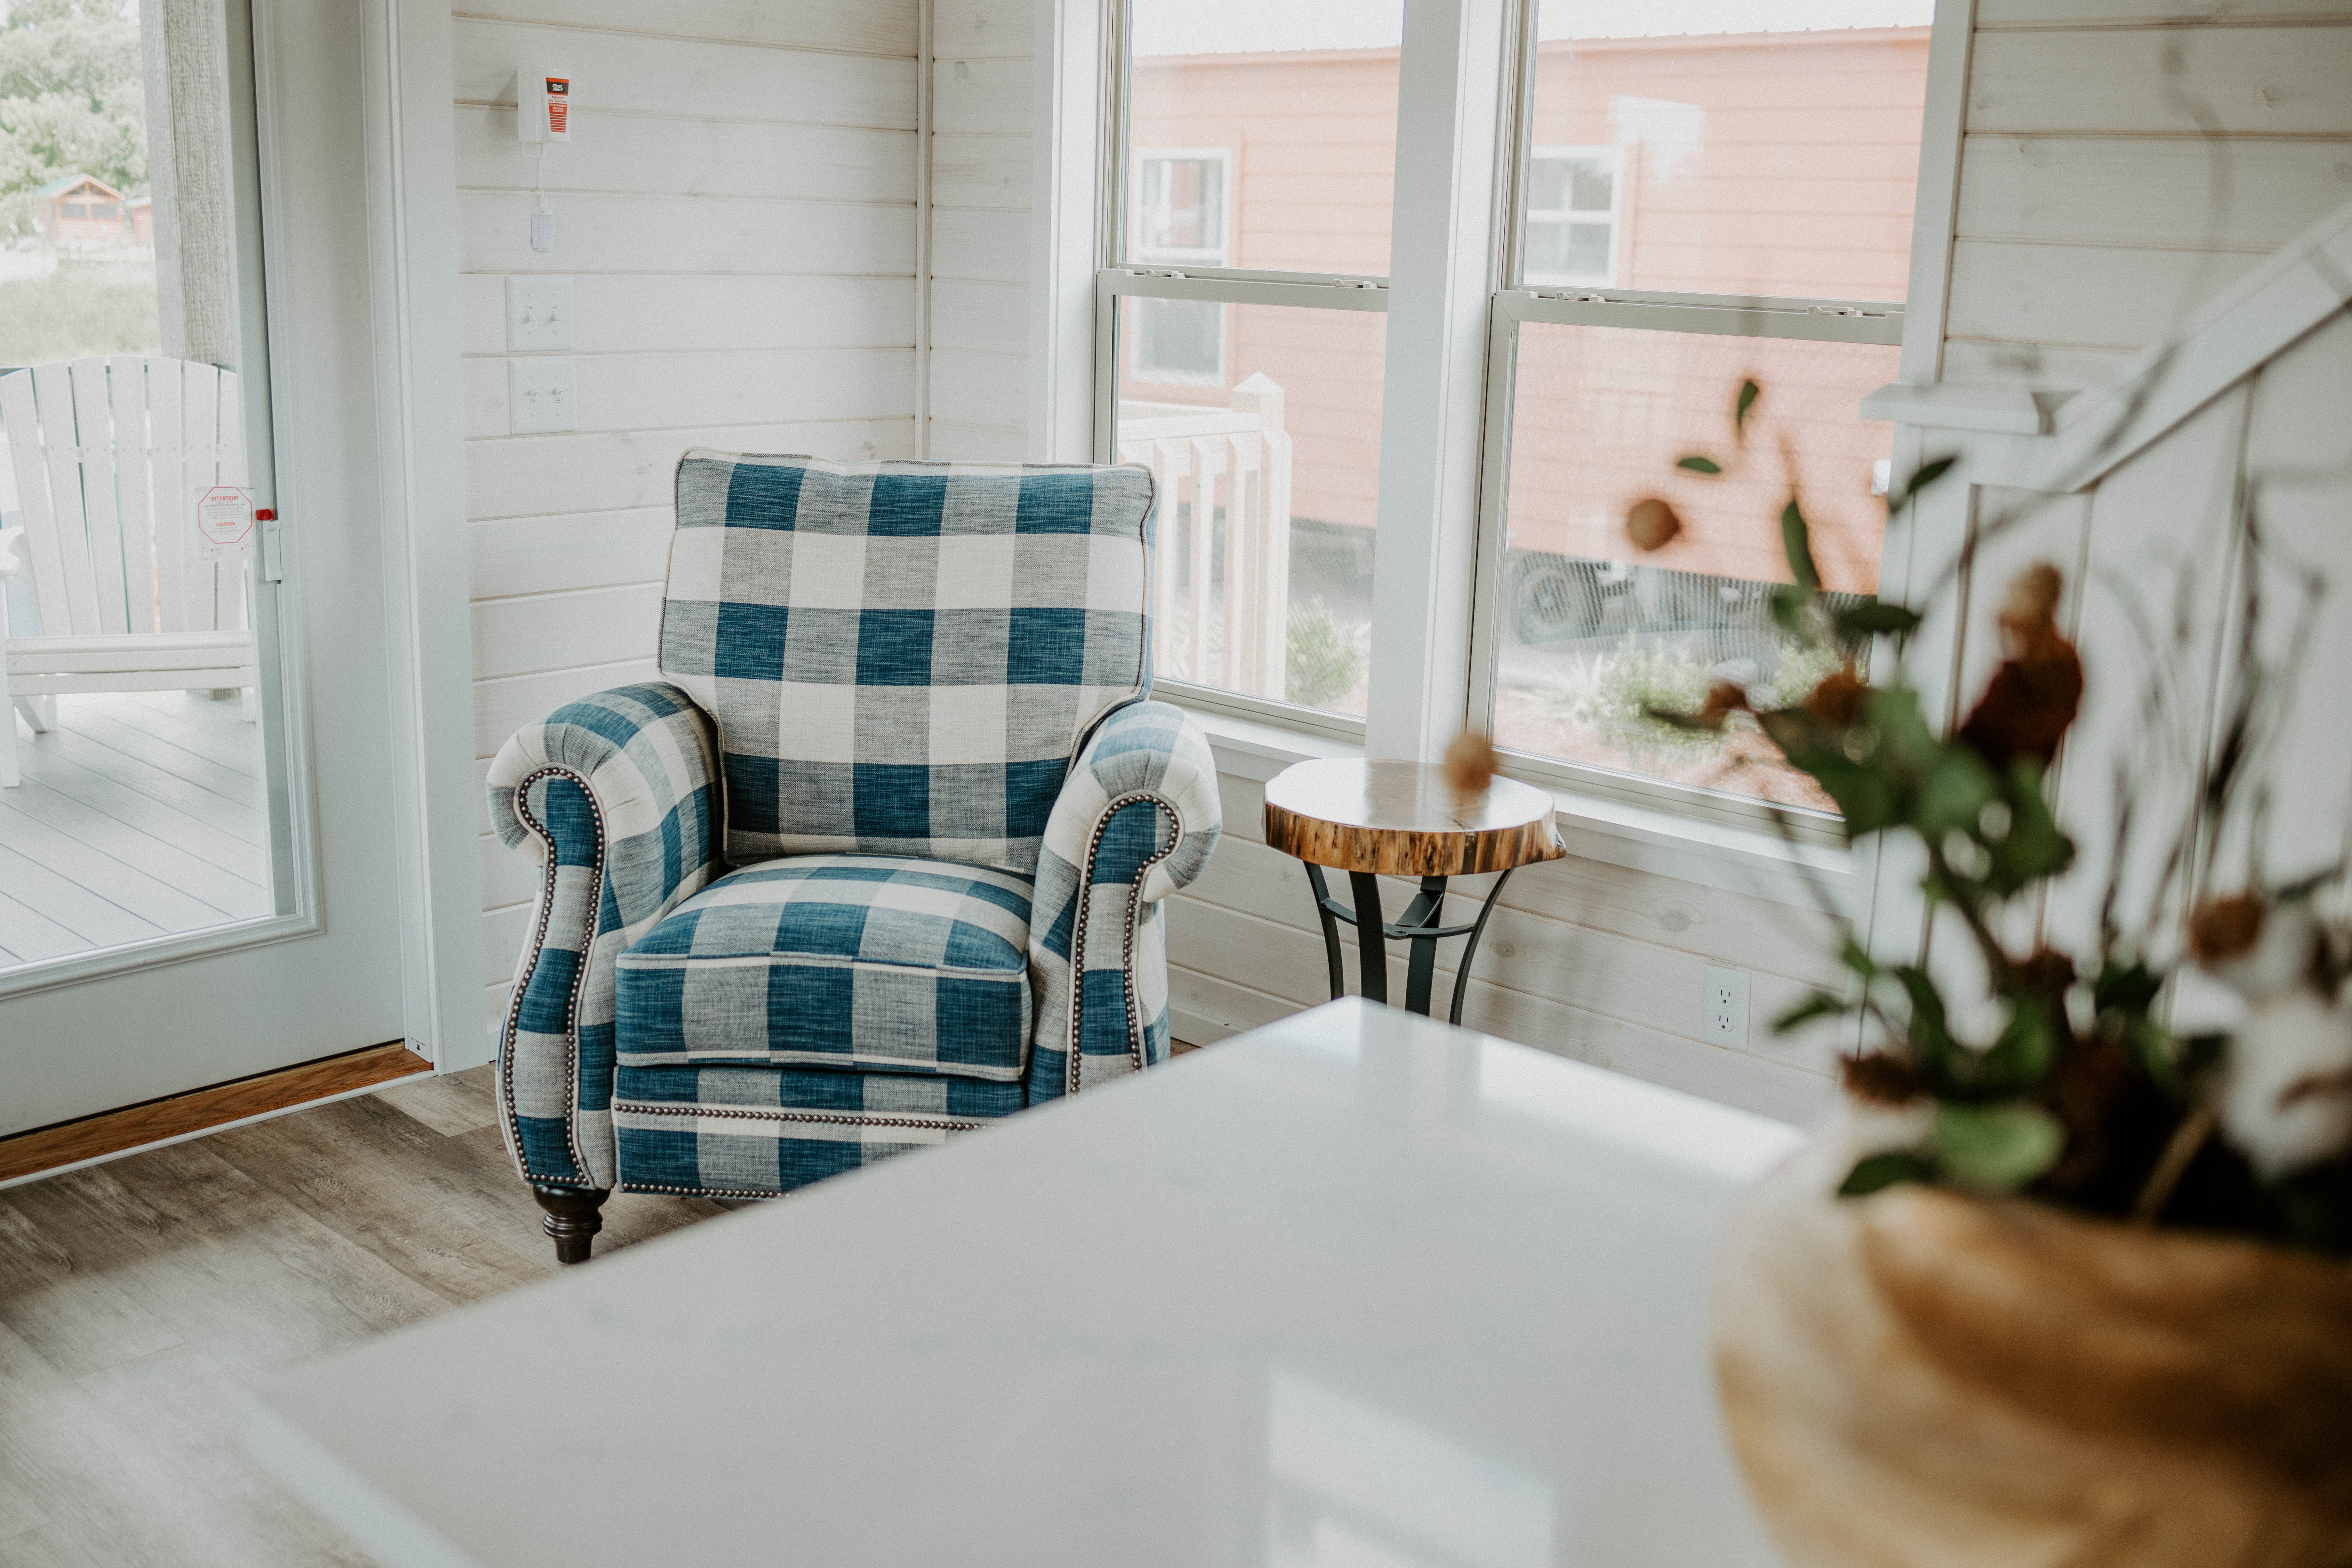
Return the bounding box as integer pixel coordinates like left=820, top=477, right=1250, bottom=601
left=0, top=357, right=257, bottom=788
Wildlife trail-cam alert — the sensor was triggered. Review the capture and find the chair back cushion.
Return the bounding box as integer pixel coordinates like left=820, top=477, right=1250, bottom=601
left=661, top=451, right=1155, bottom=875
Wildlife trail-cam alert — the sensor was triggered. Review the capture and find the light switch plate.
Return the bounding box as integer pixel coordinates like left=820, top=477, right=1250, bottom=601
left=507, top=357, right=577, bottom=434
left=505, top=275, right=574, bottom=351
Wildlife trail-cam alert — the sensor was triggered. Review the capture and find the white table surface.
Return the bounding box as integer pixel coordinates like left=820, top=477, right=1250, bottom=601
left=245, top=1000, right=1801, bottom=1568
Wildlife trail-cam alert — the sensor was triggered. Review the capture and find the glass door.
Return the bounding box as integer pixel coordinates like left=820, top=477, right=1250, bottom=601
left=0, top=0, right=410, bottom=1135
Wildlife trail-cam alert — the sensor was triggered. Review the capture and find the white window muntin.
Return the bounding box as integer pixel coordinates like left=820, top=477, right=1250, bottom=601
left=1523, top=144, right=1621, bottom=287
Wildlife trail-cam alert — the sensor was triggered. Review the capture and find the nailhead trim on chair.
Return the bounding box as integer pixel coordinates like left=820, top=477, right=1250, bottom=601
left=610, top=1101, right=990, bottom=1198
left=1064, top=790, right=1181, bottom=1097
left=502, top=764, right=610, bottom=1189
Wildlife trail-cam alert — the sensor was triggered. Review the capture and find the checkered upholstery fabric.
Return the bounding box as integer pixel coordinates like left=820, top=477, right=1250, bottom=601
left=659, top=450, right=1154, bottom=877
left=486, top=682, right=723, bottom=1190
left=615, top=856, right=1034, bottom=1080
left=1029, top=700, right=1223, bottom=1101
left=485, top=455, right=1227, bottom=1206
left=611, top=1064, right=1024, bottom=1197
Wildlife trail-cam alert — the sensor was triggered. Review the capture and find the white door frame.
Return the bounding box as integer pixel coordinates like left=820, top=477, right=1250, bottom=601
left=361, top=0, right=486, bottom=1071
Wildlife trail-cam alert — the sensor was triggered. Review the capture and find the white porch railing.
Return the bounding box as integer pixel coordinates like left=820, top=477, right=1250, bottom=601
left=1117, top=370, right=1294, bottom=700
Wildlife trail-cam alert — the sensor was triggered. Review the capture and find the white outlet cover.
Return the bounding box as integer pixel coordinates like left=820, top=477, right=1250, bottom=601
left=1702, top=964, right=1750, bottom=1050
left=507, top=357, right=578, bottom=434
left=504, top=275, right=574, bottom=352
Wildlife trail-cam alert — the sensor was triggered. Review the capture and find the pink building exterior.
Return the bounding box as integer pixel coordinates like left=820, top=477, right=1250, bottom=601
left=1126, top=28, right=1930, bottom=596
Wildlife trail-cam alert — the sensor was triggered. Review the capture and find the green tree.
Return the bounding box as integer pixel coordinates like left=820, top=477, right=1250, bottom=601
left=0, top=0, right=148, bottom=235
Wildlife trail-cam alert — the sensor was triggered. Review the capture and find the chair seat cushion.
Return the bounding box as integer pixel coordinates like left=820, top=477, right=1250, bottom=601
left=610, top=1063, right=1026, bottom=1196
left=615, top=854, right=1034, bottom=1080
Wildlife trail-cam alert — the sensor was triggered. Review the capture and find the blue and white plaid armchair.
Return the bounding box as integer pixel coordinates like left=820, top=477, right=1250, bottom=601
left=485, top=452, right=1221, bottom=1260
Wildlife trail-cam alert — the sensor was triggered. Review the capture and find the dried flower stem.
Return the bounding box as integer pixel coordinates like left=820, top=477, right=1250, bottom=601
left=2132, top=1101, right=2218, bottom=1226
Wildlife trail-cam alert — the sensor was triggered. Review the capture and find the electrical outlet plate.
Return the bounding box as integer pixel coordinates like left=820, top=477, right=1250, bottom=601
left=1703, top=964, right=1750, bottom=1050
left=505, top=275, right=573, bottom=351
left=507, top=357, right=577, bottom=434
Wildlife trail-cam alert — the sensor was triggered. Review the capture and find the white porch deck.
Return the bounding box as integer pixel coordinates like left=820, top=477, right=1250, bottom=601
left=0, top=690, right=271, bottom=966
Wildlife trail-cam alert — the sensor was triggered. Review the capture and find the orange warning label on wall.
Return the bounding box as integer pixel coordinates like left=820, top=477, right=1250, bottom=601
left=545, top=77, right=569, bottom=134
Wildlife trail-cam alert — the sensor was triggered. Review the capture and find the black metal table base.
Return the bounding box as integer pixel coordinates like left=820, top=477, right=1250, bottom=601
left=1302, top=863, right=1516, bottom=1023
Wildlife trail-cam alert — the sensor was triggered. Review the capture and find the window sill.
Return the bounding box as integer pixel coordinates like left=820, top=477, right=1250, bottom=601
left=1180, top=703, right=1855, bottom=915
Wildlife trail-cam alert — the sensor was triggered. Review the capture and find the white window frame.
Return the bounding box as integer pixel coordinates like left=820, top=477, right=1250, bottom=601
left=1521, top=143, right=1620, bottom=287
left=1077, top=0, right=1971, bottom=855
left=1126, top=147, right=1234, bottom=387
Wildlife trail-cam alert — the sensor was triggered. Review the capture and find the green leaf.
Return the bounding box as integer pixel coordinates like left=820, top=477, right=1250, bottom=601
left=1895, top=966, right=1959, bottom=1081
left=1915, top=747, right=1998, bottom=838
left=1675, top=454, right=1723, bottom=475
left=2092, top=958, right=2162, bottom=1017
left=1780, top=500, right=1822, bottom=591
left=1774, top=992, right=1850, bottom=1034
left=1838, top=938, right=1882, bottom=983
left=1766, top=583, right=1809, bottom=637
left=1840, top=1150, right=1935, bottom=1197
left=1735, top=378, right=1760, bottom=434
left=1977, top=998, right=2062, bottom=1093
left=1888, top=455, right=1957, bottom=514
left=1983, top=764, right=2075, bottom=894
left=1834, top=601, right=1923, bottom=641
left=1934, top=1101, right=2065, bottom=1191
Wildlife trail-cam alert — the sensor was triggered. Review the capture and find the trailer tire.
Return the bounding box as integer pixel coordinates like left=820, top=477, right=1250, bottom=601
left=1510, top=558, right=1605, bottom=645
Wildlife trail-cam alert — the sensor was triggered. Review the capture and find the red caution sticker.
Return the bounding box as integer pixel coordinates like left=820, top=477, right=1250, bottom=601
left=198, top=486, right=254, bottom=560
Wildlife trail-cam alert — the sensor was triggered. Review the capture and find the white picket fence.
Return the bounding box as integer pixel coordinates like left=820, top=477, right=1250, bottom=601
left=1117, top=371, right=1294, bottom=701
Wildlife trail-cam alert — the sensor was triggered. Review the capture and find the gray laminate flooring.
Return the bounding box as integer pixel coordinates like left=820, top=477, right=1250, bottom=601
left=0, top=1067, right=727, bottom=1566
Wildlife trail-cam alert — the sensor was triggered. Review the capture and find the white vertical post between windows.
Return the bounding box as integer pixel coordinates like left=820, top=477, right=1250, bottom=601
left=1031, top=0, right=1108, bottom=464
left=1364, top=0, right=1510, bottom=763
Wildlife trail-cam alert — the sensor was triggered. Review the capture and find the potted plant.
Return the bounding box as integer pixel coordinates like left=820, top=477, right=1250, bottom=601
left=1628, top=388, right=2352, bottom=1566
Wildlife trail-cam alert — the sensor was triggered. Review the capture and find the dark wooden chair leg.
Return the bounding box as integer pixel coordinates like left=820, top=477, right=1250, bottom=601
left=532, top=1183, right=609, bottom=1265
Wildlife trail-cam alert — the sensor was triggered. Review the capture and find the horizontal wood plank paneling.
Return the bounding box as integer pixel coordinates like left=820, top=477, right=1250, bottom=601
left=478, top=832, right=539, bottom=913
left=453, top=1, right=917, bottom=57
left=927, top=348, right=1026, bottom=429
left=925, top=420, right=1028, bottom=460
left=483, top=902, right=531, bottom=985
left=470, top=507, right=673, bottom=599
left=934, top=0, right=1036, bottom=59
left=1956, top=135, right=2352, bottom=250
left=461, top=348, right=915, bottom=438
left=453, top=106, right=915, bottom=206
left=451, top=20, right=917, bottom=127
left=1944, top=238, right=2267, bottom=349
left=931, top=132, right=1032, bottom=209
left=933, top=56, right=1034, bottom=134
left=457, top=274, right=914, bottom=357
left=929, top=206, right=1030, bottom=283
left=927, top=279, right=1028, bottom=355
left=1974, top=0, right=2352, bottom=26
left=457, top=192, right=914, bottom=276
left=1968, top=26, right=2352, bottom=136
left=471, top=583, right=665, bottom=681
left=467, top=419, right=914, bottom=520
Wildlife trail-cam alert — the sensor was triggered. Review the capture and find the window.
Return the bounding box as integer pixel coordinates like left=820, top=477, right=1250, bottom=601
left=1475, top=5, right=1930, bottom=818
left=1096, top=0, right=1941, bottom=819
left=1102, top=2, right=1407, bottom=729
left=1524, top=147, right=1618, bottom=286
left=1130, top=151, right=1231, bottom=386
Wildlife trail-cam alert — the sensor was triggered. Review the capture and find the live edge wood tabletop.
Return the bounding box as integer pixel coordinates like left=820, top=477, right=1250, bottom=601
left=1262, top=758, right=1566, bottom=1020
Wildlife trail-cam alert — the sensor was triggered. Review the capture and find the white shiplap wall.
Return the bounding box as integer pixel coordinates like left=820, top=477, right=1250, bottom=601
left=928, top=0, right=1036, bottom=460
left=1942, top=0, right=2352, bottom=388
left=462, top=1, right=921, bottom=1028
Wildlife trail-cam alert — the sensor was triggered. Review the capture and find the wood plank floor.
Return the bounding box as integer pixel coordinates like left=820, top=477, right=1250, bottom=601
left=0, top=1067, right=728, bottom=1567
left=0, top=691, right=272, bottom=967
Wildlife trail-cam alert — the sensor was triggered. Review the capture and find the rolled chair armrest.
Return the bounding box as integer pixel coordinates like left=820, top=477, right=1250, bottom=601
left=486, top=682, right=723, bottom=1189
left=1028, top=700, right=1222, bottom=1101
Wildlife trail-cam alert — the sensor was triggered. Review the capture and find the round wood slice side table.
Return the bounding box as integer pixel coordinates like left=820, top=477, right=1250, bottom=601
left=1262, top=757, right=1566, bottom=1022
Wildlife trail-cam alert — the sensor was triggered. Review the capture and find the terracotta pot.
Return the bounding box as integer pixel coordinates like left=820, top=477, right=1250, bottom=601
left=1712, top=1137, right=2352, bottom=1568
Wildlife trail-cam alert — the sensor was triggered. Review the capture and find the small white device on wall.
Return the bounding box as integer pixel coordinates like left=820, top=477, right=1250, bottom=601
left=517, top=69, right=573, bottom=143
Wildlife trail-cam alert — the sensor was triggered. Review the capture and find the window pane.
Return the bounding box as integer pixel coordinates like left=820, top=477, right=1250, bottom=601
left=1115, top=299, right=1384, bottom=717
left=1489, top=322, right=1901, bottom=811
left=1133, top=296, right=1225, bottom=383
left=1524, top=2, right=1933, bottom=299
left=1128, top=0, right=1402, bottom=276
